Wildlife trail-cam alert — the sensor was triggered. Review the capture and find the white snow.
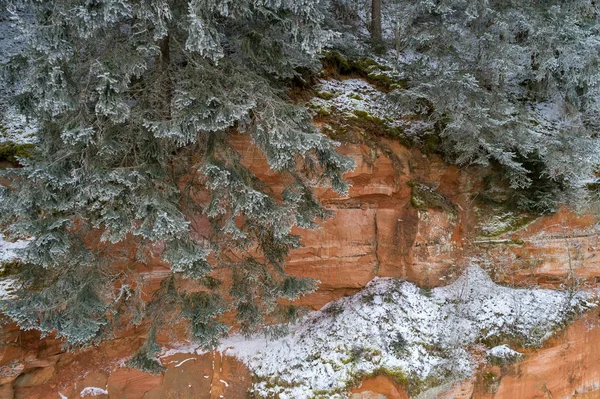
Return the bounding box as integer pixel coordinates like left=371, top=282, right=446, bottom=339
left=80, top=387, right=108, bottom=397
left=219, top=265, right=595, bottom=399
left=0, top=235, right=28, bottom=263
left=0, top=107, right=37, bottom=145
left=0, top=278, right=17, bottom=300
left=174, top=357, right=196, bottom=368
left=479, top=212, right=517, bottom=236
left=311, top=78, right=429, bottom=136
left=159, top=342, right=202, bottom=358
left=0, top=236, right=29, bottom=299
left=312, top=79, right=390, bottom=120
left=487, top=345, right=522, bottom=362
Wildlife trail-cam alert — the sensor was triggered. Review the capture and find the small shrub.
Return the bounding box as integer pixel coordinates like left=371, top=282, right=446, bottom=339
left=323, top=302, right=344, bottom=317
left=389, top=332, right=408, bottom=356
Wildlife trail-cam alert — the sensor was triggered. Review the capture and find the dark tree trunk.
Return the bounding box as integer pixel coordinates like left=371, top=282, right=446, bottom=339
left=371, top=0, right=383, bottom=51
left=158, top=35, right=173, bottom=119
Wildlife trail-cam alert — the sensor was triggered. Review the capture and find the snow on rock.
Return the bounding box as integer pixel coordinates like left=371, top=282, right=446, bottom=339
left=0, top=235, right=29, bottom=263
left=159, top=341, right=203, bottom=358
left=487, top=345, right=522, bottom=363
left=0, top=236, right=28, bottom=299
left=312, top=79, right=391, bottom=120
left=223, top=265, right=595, bottom=399
left=80, top=387, right=108, bottom=397
left=0, top=278, right=17, bottom=300
left=174, top=357, right=196, bottom=367
left=311, top=78, right=429, bottom=136
left=0, top=107, right=37, bottom=145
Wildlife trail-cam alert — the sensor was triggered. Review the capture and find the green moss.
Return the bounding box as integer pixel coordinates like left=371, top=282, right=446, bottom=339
left=368, top=73, right=407, bottom=91
left=369, top=367, right=409, bottom=386
left=483, top=371, right=501, bottom=394
left=353, top=57, right=392, bottom=72
left=321, top=51, right=354, bottom=74
left=316, top=91, right=335, bottom=100
left=316, top=107, right=331, bottom=116
left=421, top=134, right=442, bottom=155
left=387, top=126, right=412, bottom=148
left=481, top=213, right=538, bottom=238
left=308, top=102, right=332, bottom=117
left=0, top=142, right=35, bottom=165
left=320, top=51, right=406, bottom=91
left=358, top=365, right=450, bottom=397
left=480, top=333, right=509, bottom=349
left=347, top=93, right=362, bottom=100
left=350, top=110, right=386, bottom=125
left=0, top=260, right=21, bottom=278
left=408, top=181, right=456, bottom=214
left=319, top=123, right=350, bottom=142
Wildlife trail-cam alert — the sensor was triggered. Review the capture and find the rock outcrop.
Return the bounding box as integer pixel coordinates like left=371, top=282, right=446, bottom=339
left=2, top=135, right=600, bottom=398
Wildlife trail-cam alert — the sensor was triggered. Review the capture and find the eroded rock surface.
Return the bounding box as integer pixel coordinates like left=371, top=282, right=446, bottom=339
left=2, top=136, right=600, bottom=398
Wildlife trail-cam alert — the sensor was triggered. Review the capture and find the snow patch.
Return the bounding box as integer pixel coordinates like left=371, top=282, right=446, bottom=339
left=312, top=79, right=390, bottom=119
left=159, top=342, right=203, bottom=358
left=0, top=278, right=17, bottom=300
left=311, top=78, right=429, bottom=136
left=174, top=357, right=196, bottom=367
left=0, top=235, right=29, bottom=263
left=0, top=107, right=37, bottom=145
left=221, top=265, right=594, bottom=398
left=80, top=387, right=108, bottom=397
left=487, top=345, right=522, bottom=362
left=0, top=236, right=29, bottom=299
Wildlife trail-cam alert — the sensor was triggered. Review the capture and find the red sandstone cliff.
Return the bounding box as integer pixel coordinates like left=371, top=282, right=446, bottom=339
left=2, top=135, right=600, bottom=399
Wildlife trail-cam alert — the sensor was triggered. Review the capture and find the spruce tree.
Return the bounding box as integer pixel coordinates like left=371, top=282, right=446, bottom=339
left=330, top=0, right=600, bottom=211
left=0, top=0, right=354, bottom=370
left=387, top=0, right=600, bottom=204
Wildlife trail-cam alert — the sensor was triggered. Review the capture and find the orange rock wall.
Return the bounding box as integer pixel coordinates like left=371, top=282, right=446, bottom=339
left=3, top=137, right=600, bottom=398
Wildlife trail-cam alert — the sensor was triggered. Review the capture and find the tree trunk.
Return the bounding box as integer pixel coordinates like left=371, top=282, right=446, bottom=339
left=158, top=35, right=172, bottom=119
left=371, top=0, right=383, bottom=50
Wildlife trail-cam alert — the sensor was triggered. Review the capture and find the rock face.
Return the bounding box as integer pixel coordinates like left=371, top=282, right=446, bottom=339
left=262, top=139, right=472, bottom=308
left=490, top=315, right=600, bottom=398
left=2, top=136, right=600, bottom=398
left=350, top=376, right=409, bottom=399
left=0, top=325, right=250, bottom=399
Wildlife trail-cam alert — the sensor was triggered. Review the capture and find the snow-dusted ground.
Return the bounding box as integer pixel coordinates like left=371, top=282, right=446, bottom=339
left=80, top=387, right=108, bottom=397
left=313, top=79, right=391, bottom=121
left=0, top=235, right=28, bottom=264
left=0, top=235, right=28, bottom=299
left=200, top=265, right=595, bottom=399
left=311, top=78, right=430, bottom=136
left=0, top=12, right=36, bottom=144
left=0, top=107, right=37, bottom=144
left=487, top=344, right=522, bottom=363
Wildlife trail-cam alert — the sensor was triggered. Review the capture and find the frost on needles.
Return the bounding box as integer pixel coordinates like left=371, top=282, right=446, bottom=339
left=0, top=0, right=354, bottom=372
left=332, top=0, right=600, bottom=212
left=2, top=0, right=600, bottom=375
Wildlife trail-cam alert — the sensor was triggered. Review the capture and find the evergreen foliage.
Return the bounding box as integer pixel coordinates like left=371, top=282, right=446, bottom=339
left=331, top=0, right=600, bottom=206
left=0, top=0, right=354, bottom=364
left=3, top=0, right=600, bottom=373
